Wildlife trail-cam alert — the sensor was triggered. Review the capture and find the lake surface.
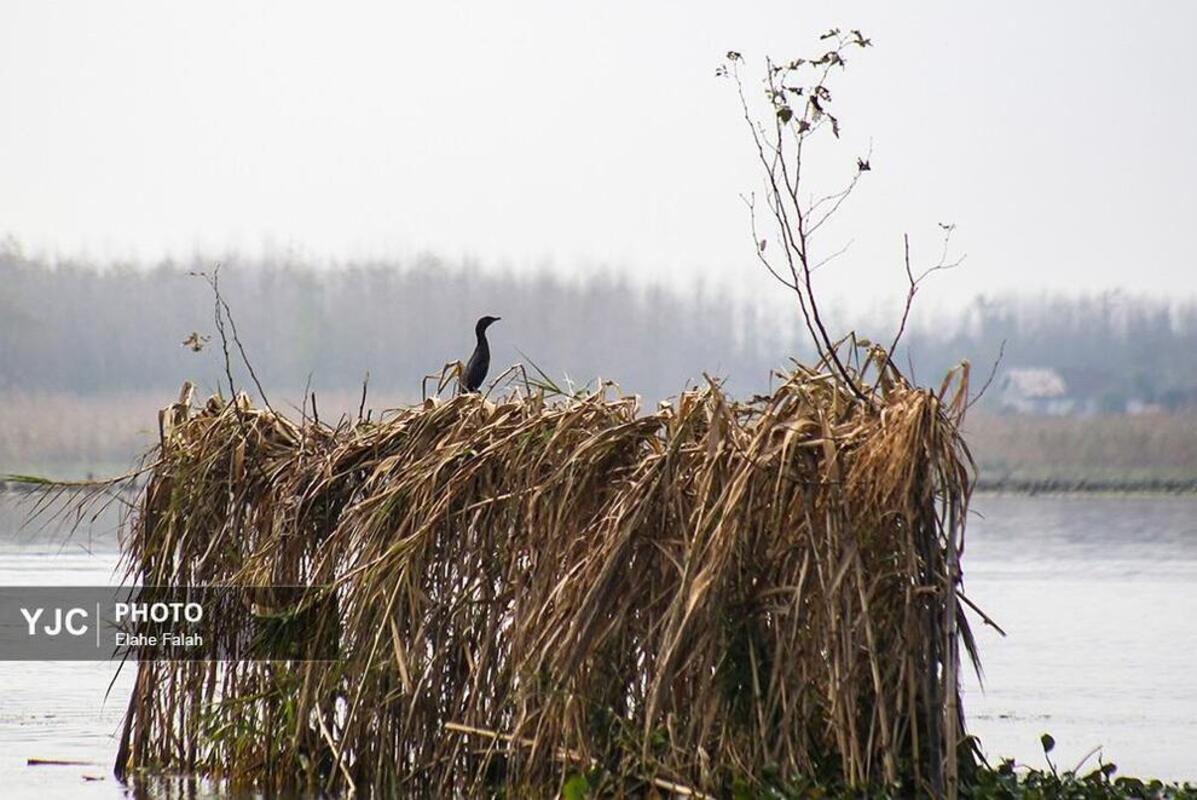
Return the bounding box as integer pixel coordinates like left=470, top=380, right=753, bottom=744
left=961, top=495, right=1197, bottom=780
left=0, top=494, right=1194, bottom=796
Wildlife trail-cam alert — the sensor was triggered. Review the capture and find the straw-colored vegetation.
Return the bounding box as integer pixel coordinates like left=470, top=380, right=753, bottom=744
left=964, top=411, right=1197, bottom=489
left=6, top=391, right=1196, bottom=489
left=110, top=352, right=982, bottom=797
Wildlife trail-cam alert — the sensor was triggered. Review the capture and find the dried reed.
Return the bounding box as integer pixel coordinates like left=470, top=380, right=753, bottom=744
left=114, top=357, right=980, bottom=797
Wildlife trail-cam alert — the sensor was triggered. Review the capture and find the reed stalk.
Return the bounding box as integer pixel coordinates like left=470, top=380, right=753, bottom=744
left=113, top=355, right=980, bottom=797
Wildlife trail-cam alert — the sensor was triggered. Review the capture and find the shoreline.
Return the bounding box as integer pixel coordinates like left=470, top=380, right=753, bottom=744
left=974, top=476, right=1197, bottom=495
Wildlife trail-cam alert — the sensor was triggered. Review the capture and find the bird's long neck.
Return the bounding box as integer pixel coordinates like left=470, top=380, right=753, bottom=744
left=475, top=327, right=490, bottom=351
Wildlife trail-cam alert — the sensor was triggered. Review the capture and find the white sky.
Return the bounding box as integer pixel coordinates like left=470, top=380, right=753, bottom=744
left=2, top=1, right=1195, bottom=310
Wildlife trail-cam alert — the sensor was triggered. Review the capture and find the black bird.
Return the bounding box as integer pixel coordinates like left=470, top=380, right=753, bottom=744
left=462, top=315, right=501, bottom=393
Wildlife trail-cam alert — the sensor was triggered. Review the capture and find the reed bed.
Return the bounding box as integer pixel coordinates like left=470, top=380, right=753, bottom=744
left=114, top=360, right=980, bottom=797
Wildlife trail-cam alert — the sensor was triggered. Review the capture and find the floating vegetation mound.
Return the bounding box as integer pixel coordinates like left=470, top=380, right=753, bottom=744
left=116, top=362, right=979, bottom=797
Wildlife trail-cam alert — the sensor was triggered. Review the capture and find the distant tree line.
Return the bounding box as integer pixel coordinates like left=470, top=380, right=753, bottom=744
left=2, top=243, right=1195, bottom=411
left=903, top=294, right=1197, bottom=412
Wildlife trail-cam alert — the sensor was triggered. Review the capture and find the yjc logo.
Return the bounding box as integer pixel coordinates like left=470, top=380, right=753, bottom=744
left=20, top=607, right=89, bottom=636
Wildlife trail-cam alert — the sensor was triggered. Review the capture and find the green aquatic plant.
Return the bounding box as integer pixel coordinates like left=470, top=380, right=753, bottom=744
left=965, top=733, right=1197, bottom=800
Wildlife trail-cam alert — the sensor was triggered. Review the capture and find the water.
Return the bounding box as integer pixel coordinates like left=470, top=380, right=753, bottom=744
left=0, top=495, right=1194, bottom=797
left=0, top=502, right=133, bottom=797
left=961, top=495, right=1197, bottom=780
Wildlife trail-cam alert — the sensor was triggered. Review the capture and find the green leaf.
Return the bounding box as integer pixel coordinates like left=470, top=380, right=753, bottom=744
left=1115, top=776, right=1146, bottom=792
left=777, top=106, right=793, bottom=124
left=562, top=772, right=589, bottom=800
left=3, top=473, right=56, bottom=485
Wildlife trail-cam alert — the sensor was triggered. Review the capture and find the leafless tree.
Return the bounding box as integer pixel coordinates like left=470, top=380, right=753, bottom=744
left=721, top=29, right=962, bottom=397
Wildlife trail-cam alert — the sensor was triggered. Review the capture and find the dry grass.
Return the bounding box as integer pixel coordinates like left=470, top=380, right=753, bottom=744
left=102, top=359, right=977, bottom=796
left=0, top=391, right=161, bottom=478
left=965, top=410, right=1197, bottom=482
left=7, top=392, right=1196, bottom=488
left=0, top=389, right=413, bottom=479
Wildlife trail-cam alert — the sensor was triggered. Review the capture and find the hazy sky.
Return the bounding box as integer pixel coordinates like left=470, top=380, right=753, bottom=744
left=2, top=1, right=1195, bottom=310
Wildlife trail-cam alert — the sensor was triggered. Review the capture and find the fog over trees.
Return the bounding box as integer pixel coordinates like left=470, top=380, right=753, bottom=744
left=2, top=244, right=1195, bottom=412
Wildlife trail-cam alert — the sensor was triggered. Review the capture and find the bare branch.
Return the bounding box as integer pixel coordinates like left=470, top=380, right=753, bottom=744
left=358, top=371, right=371, bottom=422
left=807, top=141, right=873, bottom=235
left=811, top=239, right=855, bottom=272
left=195, top=265, right=273, bottom=412
left=887, top=226, right=966, bottom=369
left=742, top=194, right=798, bottom=291
left=725, top=32, right=904, bottom=404
left=967, top=339, right=1007, bottom=410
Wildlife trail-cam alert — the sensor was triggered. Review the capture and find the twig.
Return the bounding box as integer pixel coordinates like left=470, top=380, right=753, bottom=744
left=358, top=371, right=370, bottom=422
left=728, top=49, right=869, bottom=402
left=196, top=266, right=237, bottom=401
left=883, top=228, right=964, bottom=383
left=194, top=265, right=273, bottom=411
left=967, top=339, right=1007, bottom=410
left=443, top=722, right=715, bottom=799
left=957, top=591, right=1006, bottom=637
left=316, top=711, right=357, bottom=795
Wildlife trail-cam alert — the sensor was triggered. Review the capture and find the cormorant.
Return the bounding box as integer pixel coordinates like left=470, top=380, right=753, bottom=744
left=462, top=315, right=501, bottom=393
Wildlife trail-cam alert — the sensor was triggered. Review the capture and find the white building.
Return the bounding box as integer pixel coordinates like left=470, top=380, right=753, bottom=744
left=999, top=368, right=1074, bottom=415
